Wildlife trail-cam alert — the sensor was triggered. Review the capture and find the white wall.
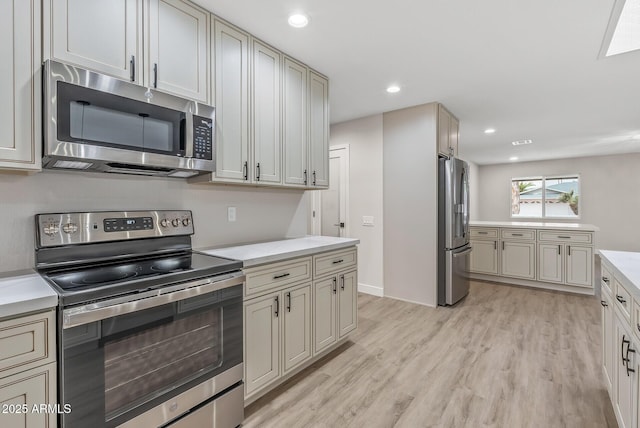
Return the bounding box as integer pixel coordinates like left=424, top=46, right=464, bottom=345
left=477, top=153, right=640, bottom=251
left=383, top=103, right=438, bottom=306
left=0, top=170, right=307, bottom=273
left=467, top=160, right=480, bottom=221
left=330, top=114, right=384, bottom=296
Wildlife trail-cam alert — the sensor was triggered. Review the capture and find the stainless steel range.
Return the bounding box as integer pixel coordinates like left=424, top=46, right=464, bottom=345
left=35, top=210, right=244, bottom=428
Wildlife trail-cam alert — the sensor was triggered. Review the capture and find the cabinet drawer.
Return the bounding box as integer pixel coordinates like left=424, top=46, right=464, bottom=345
left=538, top=230, right=593, bottom=244
left=0, top=310, right=55, bottom=376
left=633, top=300, right=640, bottom=340
left=470, top=228, right=498, bottom=239
left=314, top=248, right=357, bottom=278
left=245, top=257, right=312, bottom=297
left=614, top=278, right=632, bottom=324
left=601, top=262, right=613, bottom=295
left=501, top=229, right=535, bottom=240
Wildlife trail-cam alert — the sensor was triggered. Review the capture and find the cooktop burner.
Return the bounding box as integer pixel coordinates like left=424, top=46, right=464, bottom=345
left=42, top=251, right=242, bottom=305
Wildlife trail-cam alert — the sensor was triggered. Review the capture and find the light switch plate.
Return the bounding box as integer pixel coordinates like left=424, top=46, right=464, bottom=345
left=228, top=207, right=237, bottom=222
left=362, top=216, right=374, bottom=226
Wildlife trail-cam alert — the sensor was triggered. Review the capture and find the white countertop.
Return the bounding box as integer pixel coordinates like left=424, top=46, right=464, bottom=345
left=199, top=236, right=360, bottom=267
left=470, top=220, right=599, bottom=231
left=0, top=271, right=58, bottom=319
left=600, top=250, right=640, bottom=298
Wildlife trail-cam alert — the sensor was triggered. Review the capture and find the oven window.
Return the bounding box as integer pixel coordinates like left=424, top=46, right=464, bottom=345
left=57, top=81, right=184, bottom=155
left=103, top=310, right=222, bottom=415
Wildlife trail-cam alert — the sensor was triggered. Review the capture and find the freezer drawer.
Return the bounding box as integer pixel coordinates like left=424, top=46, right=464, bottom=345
left=445, top=246, right=472, bottom=305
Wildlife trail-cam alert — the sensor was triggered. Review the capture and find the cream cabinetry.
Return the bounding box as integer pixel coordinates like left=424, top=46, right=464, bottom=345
left=469, top=224, right=595, bottom=294
left=614, top=312, right=636, bottom=428
left=45, top=0, right=209, bottom=102
left=602, top=284, right=614, bottom=395
left=0, top=0, right=41, bottom=171
left=308, top=71, right=330, bottom=188
left=437, top=104, right=459, bottom=158
left=283, top=57, right=308, bottom=187
left=243, top=247, right=357, bottom=404
left=0, top=310, right=57, bottom=428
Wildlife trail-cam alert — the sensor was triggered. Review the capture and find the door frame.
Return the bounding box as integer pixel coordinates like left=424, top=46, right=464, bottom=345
left=309, top=144, right=350, bottom=237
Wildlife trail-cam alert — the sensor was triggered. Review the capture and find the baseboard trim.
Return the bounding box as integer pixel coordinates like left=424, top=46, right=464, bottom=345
left=382, top=294, right=437, bottom=308
left=358, top=283, right=383, bottom=297
left=470, top=273, right=595, bottom=296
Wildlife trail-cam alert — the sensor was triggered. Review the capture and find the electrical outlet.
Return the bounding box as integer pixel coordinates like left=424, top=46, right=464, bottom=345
left=228, top=207, right=237, bottom=222
left=362, top=216, right=374, bottom=226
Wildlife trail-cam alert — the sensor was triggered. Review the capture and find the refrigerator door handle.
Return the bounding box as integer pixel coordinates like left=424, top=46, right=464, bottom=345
left=453, top=247, right=473, bottom=257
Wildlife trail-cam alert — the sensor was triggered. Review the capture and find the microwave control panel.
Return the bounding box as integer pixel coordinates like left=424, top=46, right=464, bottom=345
left=193, top=115, right=213, bottom=160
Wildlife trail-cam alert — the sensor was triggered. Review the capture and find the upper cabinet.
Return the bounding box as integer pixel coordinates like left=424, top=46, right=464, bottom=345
left=308, top=71, right=330, bottom=188
left=283, top=57, right=308, bottom=187
left=437, top=104, right=459, bottom=158
left=0, top=0, right=41, bottom=171
left=146, top=0, right=210, bottom=102
left=45, top=0, right=210, bottom=102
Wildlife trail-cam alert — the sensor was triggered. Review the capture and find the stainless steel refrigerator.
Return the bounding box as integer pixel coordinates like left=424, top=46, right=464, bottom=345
left=438, top=156, right=471, bottom=306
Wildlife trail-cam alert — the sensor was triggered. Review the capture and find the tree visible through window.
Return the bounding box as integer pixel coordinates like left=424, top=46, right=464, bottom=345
left=511, top=176, right=580, bottom=219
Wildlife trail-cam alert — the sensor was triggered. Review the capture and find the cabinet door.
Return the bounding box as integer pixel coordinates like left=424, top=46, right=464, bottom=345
left=283, top=57, right=308, bottom=186
left=283, top=284, right=312, bottom=374
left=0, top=0, right=41, bottom=170
left=313, top=277, right=337, bottom=354
left=308, top=71, right=329, bottom=188
left=614, top=315, right=636, bottom=428
left=537, top=243, right=563, bottom=283
left=437, top=104, right=451, bottom=156
left=602, top=292, right=614, bottom=395
left=0, top=362, right=57, bottom=428
left=252, top=40, right=282, bottom=184
left=469, top=240, right=498, bottom=275
left=565, top=245, right=593, bottom=287
left=213, top=19, right=250, bottom=181
left=338, top=270, right=357, bottom=338
left=147, top=0, right=209, bottom=102
left=500, top=241, right=535, bottom=279
left=244, top=293, right=280, bottom=397
left=449, top=115, right=459, bottom=157
left=47, top=0, right=143, bottom=82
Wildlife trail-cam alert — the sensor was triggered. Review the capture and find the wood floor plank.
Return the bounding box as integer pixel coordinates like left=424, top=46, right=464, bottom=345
left=243, top=281, right=617, bottom=428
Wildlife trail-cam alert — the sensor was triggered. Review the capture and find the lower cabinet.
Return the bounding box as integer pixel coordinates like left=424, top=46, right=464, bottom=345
left=469, top=239, right=498, bottom=275
left=0, top=363, right=57, bottom=428
left=602, top=289, right=614, bottom=395
left=244, top=282, right=312, bottom=397
left=338, top=270, right=357, bottom=338
left=500, top=241, right=535, bottom=279
left=614, top=313, right=636, bottom=428
left=565, top=245, right=593, bottom=287
left=313, top=269, right=357, bottom=354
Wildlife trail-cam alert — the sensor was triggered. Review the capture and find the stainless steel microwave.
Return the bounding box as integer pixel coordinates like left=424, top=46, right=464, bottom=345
left=43, top=60, right=215, bottom=178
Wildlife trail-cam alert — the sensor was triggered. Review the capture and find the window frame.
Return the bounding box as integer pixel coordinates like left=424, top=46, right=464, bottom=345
left=510, top=174, right=581, bottom=220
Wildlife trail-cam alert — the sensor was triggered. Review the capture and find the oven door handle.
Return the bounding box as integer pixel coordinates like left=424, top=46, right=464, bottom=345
left=62, top=272, right=245, bottom=329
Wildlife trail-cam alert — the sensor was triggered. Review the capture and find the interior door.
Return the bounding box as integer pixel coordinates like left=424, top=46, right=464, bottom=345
left=320, top=147, right=348, bottom=237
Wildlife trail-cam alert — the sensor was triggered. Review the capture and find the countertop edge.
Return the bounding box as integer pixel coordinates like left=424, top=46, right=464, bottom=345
left=600, top=250, right=640, bottom=299
left=0, top=272, right=58, bottom=320
left=470, top=221, right=599, bottom=232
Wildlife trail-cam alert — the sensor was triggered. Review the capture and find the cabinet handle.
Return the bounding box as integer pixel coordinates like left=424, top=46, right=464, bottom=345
left=502, top=241, right=505, bottom=251
left=286, top=292, right=291, bottom=312
left=275, top=296, right=279, bottom=317
left=627, top=346, right=636, bottom=376
left=494, top=241, right=497, bottom=250
left=130, top=55, right=136, bottom=82
left=313, top=170, right=317, bottom=185
left=512, top=233, right=523, bottom=237
left=153, top=63, right=158, bottom=88
left=332, top=259, right=344, bottom=265
left=332, top=277, right=337, bottom=294
left=616, top=295, right=627, bottom=304
left=623, top=335, right=629, bottom=363
left=243, top=161, right=248, bottom=180
left=340, top=274, right=345, bottom=290
left=568, top=245, right=571, bottom=256
left=637, top=323, right=640, bottom=333
left=557, top=245, right=561, bottom=255
left=603, top=276, right=610, bottom=284
left=304, top=169, right=308, bottom=185
left=600, top=300, right=608, bottom=307
left=256, top=163, right=260, bottom=181
left=478, top=231, right=488, bottom=235
left=273, top=272, right=290, bottom=280
left=558, top=236, right=571, bottom=239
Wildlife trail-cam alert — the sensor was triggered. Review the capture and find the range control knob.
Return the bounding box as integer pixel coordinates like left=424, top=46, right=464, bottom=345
left=171, top=218, right=180, bottom=227
left=43, top=223, right=60, bottom=236
left=182, top=218, right=191, bottom=227
left=160, top=219, right=169, bottom=228
left=62, top=223, right=78, bottom=234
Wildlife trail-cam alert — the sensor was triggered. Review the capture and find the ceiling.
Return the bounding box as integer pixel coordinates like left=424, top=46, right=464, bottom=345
left=194, top=0, right=640, bottom=165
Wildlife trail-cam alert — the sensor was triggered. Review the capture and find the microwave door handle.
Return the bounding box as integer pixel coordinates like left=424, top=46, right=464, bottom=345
left=184, top=112, right=194, bottom=158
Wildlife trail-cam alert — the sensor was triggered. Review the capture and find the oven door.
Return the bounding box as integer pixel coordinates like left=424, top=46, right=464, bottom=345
left=59, top=275, right=243, bottom=428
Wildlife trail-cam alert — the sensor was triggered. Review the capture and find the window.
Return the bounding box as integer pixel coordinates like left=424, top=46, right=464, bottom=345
left=511, top=175, right=580, bottom=219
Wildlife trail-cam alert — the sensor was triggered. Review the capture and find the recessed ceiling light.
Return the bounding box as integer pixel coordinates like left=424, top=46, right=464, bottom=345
left=484, top=128, right=496, bottom=134
left=386, top=85, right=400, bottom=93
left=509, top=156, right=519, bottom=161
left=288, top=13, right=309, bottom=28
left=511, top=139, right=533, bottom=146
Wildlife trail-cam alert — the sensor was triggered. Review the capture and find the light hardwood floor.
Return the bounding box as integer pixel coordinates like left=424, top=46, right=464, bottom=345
left=244, top=281, right=617, bottom=428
